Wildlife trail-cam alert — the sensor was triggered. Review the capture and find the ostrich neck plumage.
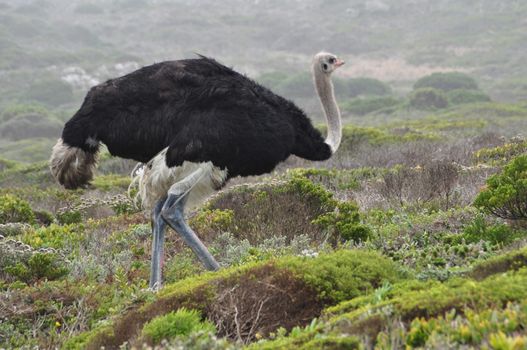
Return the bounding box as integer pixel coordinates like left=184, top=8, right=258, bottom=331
left=313, top=66, right=342, bottom=154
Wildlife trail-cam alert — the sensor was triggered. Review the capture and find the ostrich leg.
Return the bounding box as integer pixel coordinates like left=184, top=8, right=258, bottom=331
left=160, top=166, right=220, bottom=279
left=149, top=197, right=167, bottom=290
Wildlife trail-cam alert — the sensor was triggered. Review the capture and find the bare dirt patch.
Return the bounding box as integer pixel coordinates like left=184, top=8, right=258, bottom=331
left=206, top=264, right=322, bottom=344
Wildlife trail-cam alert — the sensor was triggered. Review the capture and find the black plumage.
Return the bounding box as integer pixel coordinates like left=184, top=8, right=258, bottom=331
left=61, top=56, right=331, bottom=180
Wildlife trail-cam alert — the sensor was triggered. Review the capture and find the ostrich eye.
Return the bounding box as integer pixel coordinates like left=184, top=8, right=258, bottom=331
left=322, top=63, right=328, bottom=70
left=328, top=57, right=336, bottom=64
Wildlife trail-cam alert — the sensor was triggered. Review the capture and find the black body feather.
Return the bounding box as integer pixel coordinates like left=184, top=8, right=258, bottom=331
left=62, top=56, right=331, bottom=178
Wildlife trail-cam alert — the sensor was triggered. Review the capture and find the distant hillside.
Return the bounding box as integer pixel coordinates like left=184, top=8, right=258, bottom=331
left=0, top=0, right=526, bottom=108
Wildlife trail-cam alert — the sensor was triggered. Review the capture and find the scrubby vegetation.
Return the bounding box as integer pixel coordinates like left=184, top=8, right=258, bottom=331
left=141, top=308, right=216, bottom=345
left=2, top=2, right=527, bottom=346
left=475, top=155, right=527, bottom=222
left=414, top=72, right=479, bottom=92
left=1, top=96, right=526, bottom=349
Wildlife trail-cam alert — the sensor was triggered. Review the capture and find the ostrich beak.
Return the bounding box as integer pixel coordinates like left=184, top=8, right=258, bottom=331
left=335, top=59, right=345, bottom=67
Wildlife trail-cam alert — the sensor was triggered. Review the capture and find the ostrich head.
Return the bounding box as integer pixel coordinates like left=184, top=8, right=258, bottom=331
left=313, top=52, right=345, bottom=75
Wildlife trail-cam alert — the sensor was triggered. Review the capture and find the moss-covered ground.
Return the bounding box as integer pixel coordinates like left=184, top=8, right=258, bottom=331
left=1, top=102, right=527, bottom=349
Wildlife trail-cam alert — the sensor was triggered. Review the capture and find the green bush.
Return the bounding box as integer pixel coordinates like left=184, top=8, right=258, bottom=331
left=282, top=250, right=404, bottom=303
left=195, top=174, right=344, bottom=244
left=462, top=214, right=521, bottom=245
left=257, top=71, right=289, bottom=89
left=142, top=308, right=216, bottom=345
left=313, top=202, right=371, bottom=243
left=22, top=223, right=83, bottom=249
left=57, top=210, right=82, bottom=225
left=474, top=155, right=527, bottom=221
left=276, top=73, right=313, bottom=98
left=0, top=137, right=58, bottom=163
left=470, top=247, right=527, bottom=280
left=474, top=140, right=527, bottom=165
left=340, top=96, right=400, bottom=116
left=402, top=304, right=527, bottom=349
left=344, top=77, right=391, bottom=98
left=92, top=174, right=131, bottom=190
left=0, top=103, right=50, bottom=123
left=446, top=89, right=491, bottom=105
left=25, top=78, right=74, bottom=107
left=0, top=113, right=62, bottom=141
left=192, top=208, right=235, bottom=233
left=0, top=157, right=19, bottom=172
left=331, top=269, right=527, bottom=347
left=414, top=72, right=478, bottom=92
left=409, top=88, right=449, bottom=110
left=5, top=253, right=68, bottom=283
left=0, top=194, right=35, bottom=224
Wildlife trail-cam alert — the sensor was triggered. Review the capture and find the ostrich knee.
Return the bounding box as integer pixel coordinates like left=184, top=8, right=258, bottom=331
left=161, top=193, right=219, bottom=271
left=160, top=194, right=185, bottom=222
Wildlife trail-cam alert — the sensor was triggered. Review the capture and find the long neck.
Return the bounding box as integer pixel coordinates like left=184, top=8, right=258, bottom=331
left=313, top=67, right=342, bottom=153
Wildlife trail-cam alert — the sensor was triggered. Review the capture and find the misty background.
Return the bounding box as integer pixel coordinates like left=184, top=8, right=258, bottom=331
left=0, top=0, right=526, bottom=162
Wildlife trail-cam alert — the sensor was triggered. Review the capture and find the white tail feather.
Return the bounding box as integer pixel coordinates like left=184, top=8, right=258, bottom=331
left=50, top=138, right=98, bottom=189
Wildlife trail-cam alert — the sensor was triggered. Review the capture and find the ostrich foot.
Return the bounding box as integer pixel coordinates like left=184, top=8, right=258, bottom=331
left=161, top=192, right=220, bottom=271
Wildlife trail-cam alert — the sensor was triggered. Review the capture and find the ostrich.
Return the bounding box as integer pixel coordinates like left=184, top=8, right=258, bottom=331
left=50, top=52, right=344, bottom=289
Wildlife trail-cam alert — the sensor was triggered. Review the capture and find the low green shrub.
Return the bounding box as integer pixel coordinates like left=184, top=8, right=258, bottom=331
left=0, top=113, right=62, bottom=141
left=329, top=269, right=527, bottom=347
left=57, top=209, right=82, bottom=225
left=281, top=250, right=404, bottom=303
left=111, top=200, right=136, bottom=215
left=0, top=157, right=19, bottom=172
left=22, top=223, right=84, bottom=249
left=362, top=207, right=494, bottom=278
left=5, top=253, right=68, bottom=283
left=0, top=222, right=30, bottom=236
left=192, top=209, right=235, bottom=233
left=164, top=248, right=205, bottom=283
left=92, top=174, right=131, bottom=191
left=255, top=333, right=361, bottom=350
left=34, top=210, right=54, bottom=225
left=196, top=173, right=368, bottom=245
left=462, top=214, right=522, bottom=245
left=400, top=304, right=527, bottom=349
left=142, top=308, right=216, bottom=345
left=273, top=72, right=313, bottom=98
left=470, top=247, right=527, bottom=280
left=442, top=102, right=527, bottom=119
left=340, top=96, right=400, bottom=116
left=0, top=138, right=58, bottom=163
left=25, top=77, right=74, bottom=107
left=474, top=155, right=527, bottom=221
left=0, top=194, right=35, bottom=224
left=313, top=202, right=371, bottom=243
left=409, top=88, right=449, bottom=110
left=414, top=72, right=478, bottom=92
left=473, top=140, right=527, bottom=165
left=344, top=77, right=391, bottom=98
left=446, top=89, right=491, bottom=105
left=0, top=103, right=51, bottom=123
left=139, top=332, right=240, bottom=350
